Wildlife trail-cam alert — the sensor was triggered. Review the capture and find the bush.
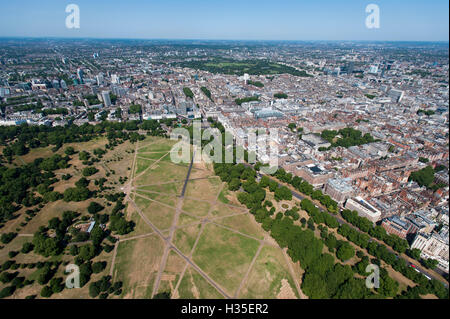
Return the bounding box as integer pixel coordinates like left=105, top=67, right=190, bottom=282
left=82, top=167, right=99, bottom=177
left=88, top=202, right=104, bottom=214
left=0, top=286, right=16, bottom=299
left=21, top=242, right=34, bottom=254
left=8, top=251, right=19, bottom=258
left=92, top=261, right=106, bottom=274
left=40, top=286, right=53, bottom=298
left=1, top=232, right=17, bottom=244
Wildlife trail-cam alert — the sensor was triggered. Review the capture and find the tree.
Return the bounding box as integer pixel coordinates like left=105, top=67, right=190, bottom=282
left=21, top=242, right=34, bottom=254
left=1, top=232, right=17, bottom=244
left=274, top=186, right=292, bottom=201
left=0, top=286, right=16, bottom=298
left=288, top=123, right=297, bottom=132
left=63, top=187, right=90, bottom=202
left=378, top=272, right=399, bottom=297
left=0, top=272, right=17, bottom=284
left=69, top=245, right=79, bottom=256
left=88, top=202, right=104, bottom=214
left=89, top=282, right=100, bottom=298
left=109, top=214, right=134, bottom=235
left=49, top=277, right=64, bottom=293
left=79, top=151, right=90, bottom=161
left=336, top=241, right=355, bottom=262
left=79, top=244, right=96, bottom=262
left=92, top=261, right=107, bottom=274
left=37, top=264, right=54, bottom=285
left=65, top=147, right=76, bottom=155
left=409, top=166, right=435, bottom=188
left=82, top=167, right=98, bottom=177
left=301, top=273, right=329, bottom=299
left=228, top=178, right=241, bottom=191
left=75, top=177, right=90, bottom=188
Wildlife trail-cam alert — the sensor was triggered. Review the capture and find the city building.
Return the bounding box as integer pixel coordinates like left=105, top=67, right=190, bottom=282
left=324, top=178, right=354, bottom=204
left=296, top=164, right=334, bottom=187
left=388, top=89, right=404, bottom=103
left=411, top=227, right=449, bottom=273
left=345, top=196, right=382, bottom=223
left=301, top=134, right=331, bottom=151
left=381, top=215, right=410, bottom=238
left=101, top=91, right=111, bottom=107
left=77, top=68, right=84, bottom=84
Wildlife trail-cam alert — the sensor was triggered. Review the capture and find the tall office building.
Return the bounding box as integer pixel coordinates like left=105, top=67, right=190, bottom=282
left=60, top=79, right=68, bottom=90
left=52, top=79, right=60, bottom=89
left=101, top=91, right=112, bottom=107
left=77, top=68, right=84, bottom=84
left=0, top=87, right=11, bottom=97
left=96, top=73, right=104, bottom=86
left=388, top=89, right=404, bottom=103
left=369, top=65, right=379, bottom=74
left=111, top=74, right=120, bottom=84
left=346, top=62, right=355, bottom=74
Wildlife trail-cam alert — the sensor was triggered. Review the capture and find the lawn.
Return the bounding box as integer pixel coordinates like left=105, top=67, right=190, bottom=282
left=214, top=213, right=266, bottom=240
left=172, top=222, right=202, bottom=256
left=113, top=235, right=165, bottom=299
left=133, top=194, right=176, bottom=231
left=238, top=246, right=298, bottom=299
left=191, top=223, right=260, bottom=295
left=176, top=266, right=224, bottom=299
left=184, top=177, right=222, bottom=201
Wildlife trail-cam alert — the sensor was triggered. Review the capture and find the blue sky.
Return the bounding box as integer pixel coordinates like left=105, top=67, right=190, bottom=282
left=0, top=0, right=448, bottom=41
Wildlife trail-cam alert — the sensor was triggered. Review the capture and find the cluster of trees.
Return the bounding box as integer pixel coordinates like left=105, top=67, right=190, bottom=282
left=270, top=168, right=338, bottom=213
left=140, top=119, right=167, bottom=137
left=82, top=167, right=99, bottom=177
left=32, top=211, right=79, bottom=257
left=128, top=104, right=142, bottom=114
left=183, top=87, right=194, bottom=99
left=320, top=127, right=376, bottom=149
left=300, top=199, right=339, bottom=229
left=341, top=209, right=409, bottom=254
left=336, top=217, right=448, bottom=299
left=417, top=109, right=435, bottom=116
left=274, top=92, right=288, bottom=99
left=108, top=197, right=135, bottom=235
left=247, top=80, right=264, bottom=88
left=84, top=95, right=101, bottom=106
left=0, top=120, right=159, bottom=160
left=40, top=107, right=69, bottom=116
left=89, top=276, right=122, bottom=298
left=63, top=186, right=90, bottom=202
left=337, top=224, right=370, bottom=250
left=200, top=87, right=213, bottom=101
left=409, top=165, right=445, bottom=190
left=235, top=96, right=259, bottom=105
left=0, top=154, right=72, bottom=224
left=177, top=58, right=312, bottom=77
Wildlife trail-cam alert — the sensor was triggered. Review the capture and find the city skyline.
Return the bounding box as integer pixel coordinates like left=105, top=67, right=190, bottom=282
left=0, top=0, right=448, bottom=41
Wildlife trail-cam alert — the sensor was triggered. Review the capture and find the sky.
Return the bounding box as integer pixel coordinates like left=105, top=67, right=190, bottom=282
left=0, top=0, right=448, bottom=41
